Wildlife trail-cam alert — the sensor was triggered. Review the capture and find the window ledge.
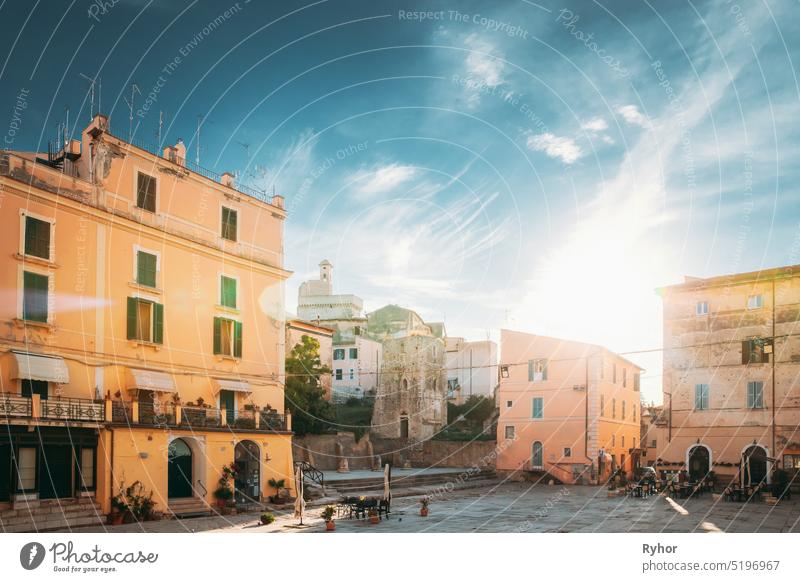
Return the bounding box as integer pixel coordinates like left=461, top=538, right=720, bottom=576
left=129, top=340, right=162, bottom=351
left=128, top=281, right=162, bottom=294
left=14, top=253, right=58, bottom=268
left=13, top=318, right=54, bottom=331
left=216, top=354, right=241, bottom=362
left=215, top=304, right=240, bottom=315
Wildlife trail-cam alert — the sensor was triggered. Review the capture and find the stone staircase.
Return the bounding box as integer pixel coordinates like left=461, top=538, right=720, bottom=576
left=167, top=497, right=214, bottom=519
left=0, top=498, right=106, bottom=532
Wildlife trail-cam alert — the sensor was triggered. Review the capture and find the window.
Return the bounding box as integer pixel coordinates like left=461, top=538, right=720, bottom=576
left=16, top=447, right=36, bottom=491
left=79, top=448, right=95, bottom=490
left=349, top=348, right=358, bottom=359
left=564, top=447, right=571, bottom=458
left=528, top=359, right=548, bottom=382
left=349, top=369, right=354, bottom=380
left=623, top=368, right=627, bottom=387
left=505, top=425, right=515, bottom=439
left=651, top=439, right=657, bottom=448
left=136, top=251, right=157, bottom=287
left=747, top=381, right=764, bottom=409
left=600, top=394, right=605, bottom=417
left=696, top=301, right=709, bottom=315
left=127, top=297, right=163, bottom=343
left=783, top=454, right=800, bottom=469
left=633, top=437, right=637, bottom=449
left=213, top=317, right=242, bottom=357
left=612, top=398, right=616, bottom=419
left=333, top=349, right=345, bottom=360
left=220, top=276, right=237, bottom=308
left=622, top=436, right=625, bottom=448
left=633, top=406, right=637, bottom=422
left=612, top=435, right=615, bottom=447
left=23, top=271, right=49, bottom=322
left=613, top=363, right=617, bottom=383
left=500, top=365, right=510, bottom=378
left=532, top=397, right=543, bottom=419
left=221, top=207, right=238, bottom=242
left=354, top=326, right=361, bottom=336
left=335, top=369, right=343, bottom=381
left=742, top=338, right=771, bottom=364
left=21, top=379, right=48, bottom=400
left=622, top=400, right=626, bottom=419
left=24, top=216, right=51, bottom=260
left=506, top=400, right=512, bottom=408
left=747, top=294, right=763, bottom=310
left=694, top=383, right=709, bottom=410
left=633, top=373, right=640, bottom=392
left=136, top=172, right=156, bottom=212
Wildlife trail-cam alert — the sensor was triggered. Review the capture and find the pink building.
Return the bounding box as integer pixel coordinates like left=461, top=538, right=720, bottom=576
left=496, top=330, right=643, bottom=484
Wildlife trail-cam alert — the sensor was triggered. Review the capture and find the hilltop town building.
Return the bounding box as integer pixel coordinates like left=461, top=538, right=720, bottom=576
left=496, top=330, right=643, bottom=484
left=0, top=115, right=294, bottom=531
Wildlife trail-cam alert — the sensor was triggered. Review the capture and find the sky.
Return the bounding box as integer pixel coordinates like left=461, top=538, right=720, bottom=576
left=2, top=0, right=799, bottom=403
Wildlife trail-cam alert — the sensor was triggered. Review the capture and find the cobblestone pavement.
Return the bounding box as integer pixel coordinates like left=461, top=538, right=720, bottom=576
left=64, top=484, right=800, bottom=533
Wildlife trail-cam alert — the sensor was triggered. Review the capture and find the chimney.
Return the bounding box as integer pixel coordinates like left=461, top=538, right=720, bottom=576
left=174, top=139, right=186, bottom=165
left=221, top=172, right=235, bottom=187
left=272, top=194, right=284, bottom=209
left=162, top=145, right=177, bottom=163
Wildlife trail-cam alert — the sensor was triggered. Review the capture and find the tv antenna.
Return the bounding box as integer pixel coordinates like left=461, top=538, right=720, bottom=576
left=123, top=83, right=140, bottom=140
left=79, top=73, right=101, bottom=120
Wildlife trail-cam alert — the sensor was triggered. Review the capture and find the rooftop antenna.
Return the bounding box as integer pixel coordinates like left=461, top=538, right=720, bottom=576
left=79, top=73, right=99, bottom=120
left=157, top=111, right=165, bottom=146
left=196, top=115, right=203, bottom=165
left=123, top=83, right=140, bottom=141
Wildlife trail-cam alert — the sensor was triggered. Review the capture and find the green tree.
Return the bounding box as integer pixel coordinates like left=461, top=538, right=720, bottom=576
left=285, top=335, right=335, bottom=435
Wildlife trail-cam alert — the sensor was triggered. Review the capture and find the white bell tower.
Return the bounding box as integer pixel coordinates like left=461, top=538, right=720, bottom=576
left=319, top=259, right=333, bottom=294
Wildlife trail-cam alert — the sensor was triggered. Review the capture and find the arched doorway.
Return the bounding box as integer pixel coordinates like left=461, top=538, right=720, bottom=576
left=234, top=440, right=260, bottom=504
left=688, top=445, right=711, bottom=482
left=400, top=414, right=409, bottom=439
left=168, top=438, right=193, bottom=499
left=743, top=445, right=768, bottom=485
left=531, top=441, right=543, bottom=470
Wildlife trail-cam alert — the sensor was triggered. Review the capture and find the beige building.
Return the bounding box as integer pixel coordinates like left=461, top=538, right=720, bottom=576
left=496, top=330, right=643, bottom=484
left=656, top=266, right=800, bottom=486
left=445, top=337, right=498, bottom=402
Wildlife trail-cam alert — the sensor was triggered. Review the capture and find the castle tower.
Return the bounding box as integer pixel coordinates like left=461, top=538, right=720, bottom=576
left=319, top=259, right=333, bottom=294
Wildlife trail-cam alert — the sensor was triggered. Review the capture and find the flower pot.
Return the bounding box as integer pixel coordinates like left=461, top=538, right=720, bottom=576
left=369, top=515, right=380, bottom=524
left=420, top=508, right=428, bottom=517
left=326, top=520, right=335, bottom=531
left=110, top=512, right=124, bottom=526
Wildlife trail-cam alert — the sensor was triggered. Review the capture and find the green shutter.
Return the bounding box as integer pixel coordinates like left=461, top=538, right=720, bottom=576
left=220, top=276, right=236, bottom=308
left=541, top=361, right=548, bottom=381
left=25, top=216, right=50, bottom=259
left=137, top=252, right=157, bottom=287
left=213, top=317, right=222, bottom=354
left=234, top=321, right=243, bottom=358
left=127, top=297, right=138, bottom=339
left=153, top=302, right=164, bottom=344
left=23, top=271, right=48, bottom=322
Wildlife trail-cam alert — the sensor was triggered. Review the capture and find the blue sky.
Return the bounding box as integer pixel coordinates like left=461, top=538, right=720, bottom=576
left=2, top=0, right=799, bottom=403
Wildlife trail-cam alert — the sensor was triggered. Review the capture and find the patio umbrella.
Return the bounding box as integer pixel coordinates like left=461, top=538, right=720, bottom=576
left=293, top=465, right=305, bottom=524
left=383, top=463, right=390, bottom=501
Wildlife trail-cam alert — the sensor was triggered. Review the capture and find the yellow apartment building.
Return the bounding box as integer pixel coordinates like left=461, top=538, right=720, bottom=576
left=496, top=329, right=643, bottom=484
left=657, top=266, right=800, bottom=487
left=0, top=114, right=294, bottom=531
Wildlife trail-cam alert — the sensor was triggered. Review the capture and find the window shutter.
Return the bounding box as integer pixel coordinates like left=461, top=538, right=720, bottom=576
left=221, top=276, right=236, bottom=308
left=528, top=360, right=534, bottom=381
left=127, top=297, right=138, bottom=340
left=542, top=361, right=548, bottom=381
left=742, top=340, right=750, bottom=365
left=213, top=317, right=222, bottom=354
left=137, top=252, right=157, bottom=287
left=153, top=303, right=164, bottom=344
left=234, top=321, right=243, bottom=358
left=23, top=271, right=48, bottom=322
left=747, top=382, right=754, bottom=408
left=25, top=216, right=50, bottom=259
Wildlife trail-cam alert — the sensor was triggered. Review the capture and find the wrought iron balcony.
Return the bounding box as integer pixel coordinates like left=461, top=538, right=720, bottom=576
left=41, top=398, right=104, bottom=422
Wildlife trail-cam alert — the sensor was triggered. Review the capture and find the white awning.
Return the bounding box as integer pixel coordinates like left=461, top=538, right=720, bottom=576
left=213, top=378, right=251, bottom=394
left=10, top=351, right=70, bottom=383
left=127, top=368, right=177, bottom=392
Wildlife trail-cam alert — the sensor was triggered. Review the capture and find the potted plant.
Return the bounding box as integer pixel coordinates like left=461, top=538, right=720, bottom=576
left=419, top=496, right=429, bottom=517
left=213, top=463, right=238, bottom=510
left=260, top=512, right=275, bottom=525
left=368, top=507, right=380, bottom=524
left=268, top=478, right=286, bottom=503
left=321, top=505, right=335, bottom=531
left=109, top=490, right=127, bottom=525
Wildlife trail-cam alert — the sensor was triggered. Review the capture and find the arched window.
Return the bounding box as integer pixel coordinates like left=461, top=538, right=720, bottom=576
left=531, top=441, right=543, bottom=470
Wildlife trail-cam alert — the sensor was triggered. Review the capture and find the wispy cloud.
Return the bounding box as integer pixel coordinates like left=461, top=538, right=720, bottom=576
left=348, top=163, right=417, bottom=198
left=616, top=104, right=650, bottom=128
left=527, top=132, right=583, bottom=164
left=581, top=117, right=608, bottom=132
left=463, top=34, right=505, bottom=88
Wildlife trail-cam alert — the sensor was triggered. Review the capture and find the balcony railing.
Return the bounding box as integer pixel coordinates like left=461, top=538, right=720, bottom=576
left=0, top=392, right=290, bottom=432
left=42, top=398, right=104, bottom=422
left=0, top=395, right=33, bottom=418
